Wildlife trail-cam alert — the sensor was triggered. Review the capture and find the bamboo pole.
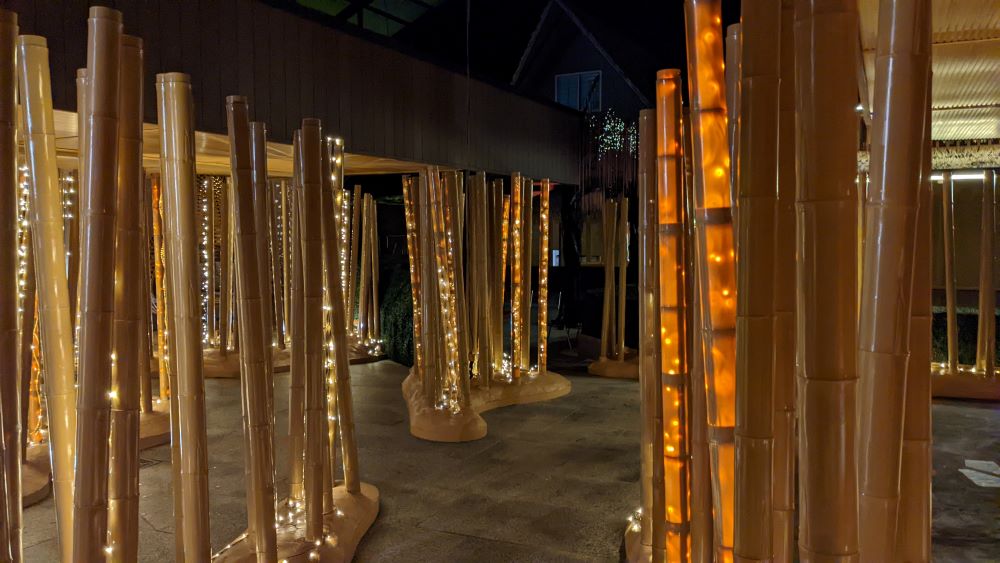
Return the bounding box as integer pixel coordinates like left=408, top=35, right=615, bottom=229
left=772, top=1, right=796, bottom=558
left=226, top=98, right=279, bottom=561
left=0, top=9, right=16, bottom=561
left=281, top=180, right=291, bottom=346
left=0, top=9, right=18, bottom=560
left=857, top=2, right=931, bottom=558
left=288, top=131, right=305, bottom=503
left=349, top=187, right=362, bottom=334
left=792, top=0, right=860, bottom=559
left=156, top=72, right=211, bottom=560
left=18, top=227, right=35, bottom=459
left=520, top=178, right=532, bottom=371
left=17, top=34, right=78, bottom=563
left=370, top=199, right=380, bottom=340
left=250, top=123, right=275, bottom=356
left=270, top=180, right=285, bottom=349
left=219, top=175, right=231, bottom=356
left=73, top=9, right=122, bottom=557
left=321, top=137, right=360, bottom=494
left=683, top=1, right=737, bottom=557
left=358, top=195, right=371, bottom=341
left=107, top=34, right=143, bottom=562
left=298, top=120, right=325, bottom=540
left=725, top=23, right=741, bottom=231
left=511, top=173, right=526, bottom=377
left=942, top=171, right=958, bottom=373
left=494, top=187, right=509, bottom=373
left=418, top=170, right=443, bottom=403
left=600, top=200, right=618, bottom=361
left=976, top=169, right=997, bottom=377
left=402, top=176, right=424, bottom=384
left=475, top=175, right=494, bottom=384
left=895, top=89, right=932, bottom=563
left=445, top=172, right=471, bottom=400
left=138, top=175, right=154, bottom=414
left=733, top=3, right=780, bottom=561
left=616, top=197, right=628, bottom=362
left=207, top=177, right=217, bottom=345
left=73, top=69, right=86, bottom=327
left=537, top=179, right=550, bottom=374
left=152, top=176, right=169, bottom=399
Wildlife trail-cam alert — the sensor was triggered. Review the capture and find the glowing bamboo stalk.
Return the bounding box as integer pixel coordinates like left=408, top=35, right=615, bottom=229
left=151, top=177, right=169, bottom=400
left=792, top=0, right=860, bottom=559
left=654, top=71, right=693, bottom=561
left=683, top=1, right=736, bottom=558
left=370, top=199, right=381, bottom=340
left=732, top=3, right=780, bottom=560
left=156, top=72, right=211, bottom=560
left=472, top=174, right=493, bottom=385
left=107, top=34, right=143, bottom=562
left=772, top=1, right=797, bottom=558
left=73, top=69, right=86, bottom=327
left=896, top=95, right=932, bottom=563
left=349, top=187, right=362, bottom=334
left=418, top=169, right=443, bottom=403
left=857, top=2, right=931, bottom=557
left=725, top=23, right=741, bottom=234
left=72, top=9, right=123, bottom=557
left=18, top=227, right=35, bottom=456
left=219, top=175, right=231, bottom=356
left=321, top=137, right=360, bottom=494
left=138, top=175, right=154, bottom=415
left=520, top=178, right=533, bottom=370
left=600, top=199, right=618, bottom=361
left=19, top=32, right=79, bottom=563
left=288, top=131, right=305, bottom=503
left=537, top=179, right=551, bottom=375
left=445, top=172, right=471, bottom=399
left=358, top=195, right=371, bottom=340
left=0, top=9, right=19, bottom=559
left=270, top=179, right=285, bottom=349
left=298, top=119, right=326, bottom=540
left=402, top=175, right=424, bottom=388
left=207, top=177, right=217, bottom=345
left=976, top=169, right=997, bottom=377
left=510, top=173, right=525, bottom=378
left=226, top=99, right=279, bottom=560
left=496, top=190, right=509, bottom=372
left=941, top=171, right=958, bottom=373
left=281, top=179, right=291, bottom=346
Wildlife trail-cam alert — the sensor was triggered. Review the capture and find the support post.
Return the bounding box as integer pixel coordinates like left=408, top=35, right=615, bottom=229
left=975, top=169, right=997, bottom=376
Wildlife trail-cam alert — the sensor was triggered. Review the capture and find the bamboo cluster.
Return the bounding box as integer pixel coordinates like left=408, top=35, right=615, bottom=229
left=357, top=193, right=381, bottom=344
left=598, top=196, right=630, bottom=363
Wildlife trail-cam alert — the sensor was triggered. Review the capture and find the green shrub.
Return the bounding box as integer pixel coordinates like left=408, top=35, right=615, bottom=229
left=381, top=263, right=414, bottom=366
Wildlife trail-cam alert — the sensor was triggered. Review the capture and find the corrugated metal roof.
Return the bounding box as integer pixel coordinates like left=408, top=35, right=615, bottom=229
left=858, top=0, right=1000, bottom=141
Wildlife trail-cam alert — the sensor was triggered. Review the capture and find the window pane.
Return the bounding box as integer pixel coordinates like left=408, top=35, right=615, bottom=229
left=555, top=75, right=581, bottom=110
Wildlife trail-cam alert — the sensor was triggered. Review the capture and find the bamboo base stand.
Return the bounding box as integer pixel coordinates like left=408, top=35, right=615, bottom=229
left=22, top=443, right=51, bottom=507
left=622, top=521, right=650, bottom=563
left=587, top=356, right=639, bottom=380
left=931, top=364, right=1000, bottom=401
left=402, top=369, right=572, bottom=442
left=213, top=483, right=380, bottom=562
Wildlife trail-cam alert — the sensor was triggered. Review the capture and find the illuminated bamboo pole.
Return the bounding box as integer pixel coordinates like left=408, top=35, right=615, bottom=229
left=152, top=177, right=169, bottom=400
left=417, top=169, right=443, bottom=402
left=250, top=124, right=275, bottom=357
left=18, top=227, right=34, bottom=457
left=226, top=98, right=279, bottom=560
left=207, top=178, right=217, bottom=345
left=17, top=34, right=77, bottom=563
left=976, top=169, right=997, bottom=377
left=510, top=173, right=526, bottom=377
left=896, top=95, right=932, bottom=563
left=792, top=0, right=860, bottom=559
left=520, top=177, right=532, bottom=370
left=107, top=34, right=142, bottom=562
left=321, top=136, right=360, bottom=494
left=473, top=174, right=493, bottom=384
left=156, top=72, right=211, bottom=560
left=358, top=195, right=371, bottom=340
left=73, top=8, right=123, bottom=557
left=138, top=176, right=154, bottom=414
left=465, top=178, right=480, bottom=381
left=494, top=188, right=509, bottom=372
left=537, top=179, right=550, bottom=374
left=616, top=197, right=628, bottom=361
left=683, top=1, right=737, bottom=557
left=270, top=180, right=285, bottom=349
left=298, top=120, right=326, bottom=540
left=219, top=176, right=232, bottom=356
left=941, top=171, right=958, bottom=373
left=288, top=131, right=305, bottom=503
left=73, top=69, right=86, bottom=326
left=655, top=71, right=694, bottom=560
left=349, top=187, right=362, bottom=334
left=452, top=173, right=471, bottom=393
left=857, top=2, right=931, bottom=557
left=370, top=200, right=380, bottom=340
left=0, top=9, right=18, bottom=559
left=402, top=176, right=424, bottom=383
left=281, top=180, right=291, bottom=345
left=725, top=24, right=741, bottom=232
left=771, top=1, right=796, bottom=558
left=599, top=199, right=619, bottom=361
left=732, top=2, right=780, bottom=560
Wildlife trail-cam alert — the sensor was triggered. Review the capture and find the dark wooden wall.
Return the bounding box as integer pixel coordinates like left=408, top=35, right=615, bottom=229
left=7, top=0, right=583, bottom=184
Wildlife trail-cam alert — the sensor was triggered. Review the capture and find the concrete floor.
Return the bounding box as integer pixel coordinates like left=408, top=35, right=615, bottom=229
left=21, top=360, right=1000, bottom=561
